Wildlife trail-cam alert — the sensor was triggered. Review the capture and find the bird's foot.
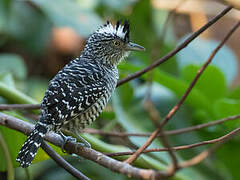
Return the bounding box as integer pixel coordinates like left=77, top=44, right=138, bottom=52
left=59, top=131, right=91, bottom=153
left=75, top=133, right=91, bottom=149
left=59, top=131, right=76, bottom=153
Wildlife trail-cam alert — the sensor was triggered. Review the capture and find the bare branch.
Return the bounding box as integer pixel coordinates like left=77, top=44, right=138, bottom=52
left=0, top=104, right=40, bottom=110
left=0, top=113, right=169, bottom=179
left=117, top=6, right=232, bottom=87
left=41, top=141, right=90, bottom=180
left=124, top=16, right=239, bottom=165
left=82, top=114, right=240, bottom=137
left=142, top=97, right=179, bottom=174
left=179, top=127, right=240, bottom=168
left=106, top=128, right=240, bottom=157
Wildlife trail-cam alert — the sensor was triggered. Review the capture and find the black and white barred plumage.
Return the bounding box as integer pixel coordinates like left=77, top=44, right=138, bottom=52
left=16, top=21, right=145, bottom=167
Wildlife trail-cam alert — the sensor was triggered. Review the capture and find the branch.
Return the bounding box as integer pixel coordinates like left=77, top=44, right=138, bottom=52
left=41, top=142, right=90, bottom=180
left=179, top=127, right=240, bottom=168
left=0, top=113, right=169, bottom=179
left=124, top=16, right=239, bottom=164
left=0, top=104, right=41, bottom=110
left=106, top=128, right=240, bottom=157
left=82, top=114, right=240, bottom=137
left=142, top=96, right=179, bottom=174
left=117, top=6, right=232, bottom=87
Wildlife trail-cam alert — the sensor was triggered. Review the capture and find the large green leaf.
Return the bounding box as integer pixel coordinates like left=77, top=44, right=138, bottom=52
left=0, top=112, right=65, bottom=171
left=0, top=0, right=12, bottom=32
left=0, top=72, right=15, bottom=88
left=228, top=86, right=240, bottom=99
left=181, top=65, right=227, bottom=102
left=120, top=63, right=213, bottom=115
left=0, top=54, right=27, bottom=80
left=4, top=1, right=52, bottom=54
left=176, top=38, right=237, bottom=85
left=112, top=88, right=207, bottom=180
left=0, top=81, right=37, bottom=104
left=213, top=98, right=240, bottom=129
left=129, top=0, right=156, bottom=51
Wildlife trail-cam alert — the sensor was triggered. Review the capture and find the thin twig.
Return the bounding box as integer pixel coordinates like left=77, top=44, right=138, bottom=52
left=179, top=127, right=240, bottom=168
left=106, top=128, right=240, bottom=157
left=117, top=6, right=232, bottom=87
left=82, top=114, right=240, bottom=137
left=159, top=132, right=179, bottom=175
left=124, top=14, right=239, bottom=165
left=159, top=20, right=240, bottom=128
left=0, top=104, right=40, bottom=110
left=143, top=96, right=179, bottom=173
left=41, top=141, right=90, bottom=180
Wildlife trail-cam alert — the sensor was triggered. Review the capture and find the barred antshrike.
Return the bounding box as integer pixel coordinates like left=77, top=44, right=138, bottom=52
left=16, top=21, right=145, bottom=167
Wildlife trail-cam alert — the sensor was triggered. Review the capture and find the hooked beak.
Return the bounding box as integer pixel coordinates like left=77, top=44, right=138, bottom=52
left=126, top=42, right=145, bottom=51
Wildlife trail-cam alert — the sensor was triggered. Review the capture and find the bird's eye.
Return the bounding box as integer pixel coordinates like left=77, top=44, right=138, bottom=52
left=113, top=40, right=121, bottom=46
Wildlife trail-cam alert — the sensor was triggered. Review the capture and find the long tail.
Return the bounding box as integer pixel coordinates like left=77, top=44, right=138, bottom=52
left=16, top=123, right=48, bottom=168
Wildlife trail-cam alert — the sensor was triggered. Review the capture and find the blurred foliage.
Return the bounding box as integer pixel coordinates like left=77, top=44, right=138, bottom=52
left=0, top=0, right=240, bottom=180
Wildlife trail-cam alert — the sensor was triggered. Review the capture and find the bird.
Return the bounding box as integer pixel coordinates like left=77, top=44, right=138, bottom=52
left=16, top=20, right=145, bottom=168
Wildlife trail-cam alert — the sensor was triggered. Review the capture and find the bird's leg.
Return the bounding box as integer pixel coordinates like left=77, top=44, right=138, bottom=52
left=58, top=131, right=76, bottom=153
left=73, top=129, right=91, bottom=149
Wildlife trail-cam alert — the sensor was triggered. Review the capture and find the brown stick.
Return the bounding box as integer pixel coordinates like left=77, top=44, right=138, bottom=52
left=82, top=114, right=240, bottom=137
left=0, top=113, right=169, bottom=179
left=117, top=6, right=232, bottom=87
left=41, top=141, right=90, bottom=180
left=0, top=104, right=41, bottom=110
left=179, top=127, right=240, bottom=168
left=106, top=128, right=240, bottom=157
left=124, top=16, right=239, bottom=165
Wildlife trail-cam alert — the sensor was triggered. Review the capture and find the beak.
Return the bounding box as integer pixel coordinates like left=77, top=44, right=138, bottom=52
left=126, top=42, right=145, bottom=51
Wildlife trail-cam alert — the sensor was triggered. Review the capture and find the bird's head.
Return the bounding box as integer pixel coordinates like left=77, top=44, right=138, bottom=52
left=83, top=21, right=145, bottom=67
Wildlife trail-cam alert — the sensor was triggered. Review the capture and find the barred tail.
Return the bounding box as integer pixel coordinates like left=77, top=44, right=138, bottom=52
left=16, top=123, right=48, bottom=168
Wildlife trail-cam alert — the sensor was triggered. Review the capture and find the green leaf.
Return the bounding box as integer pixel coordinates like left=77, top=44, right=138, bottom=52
left=32, top=0, right=102, bottom=37
left=228, top=86, right=240, bottom=99
left=24, top=77, right=49, bottom=102
left=129, top=0, right=156, bottom=51
left=0, top=0, right=13, bottom=32
left=5, top=2, right=52, bottom=54
left=0, top=81, right=37, bottom=104
left=100, top=0, right=134, bottom=11
left=177, top=38, right=237, bottom=84
left=0, top=72, right=15, bottom=88
left=181, top=65, right=226, bottom=102
left=112, top=89, right=207, bottom=180
left=0, top=112, right=64, bottom=170
left=151, top=69, right=213, bottom=115
left=213, top=98, right=240, bottom=128
left=0, top=130, right=14, bottom=179
left=119, top=63, right=214, bottom=117
left=0, top=54, right=27, bottom=80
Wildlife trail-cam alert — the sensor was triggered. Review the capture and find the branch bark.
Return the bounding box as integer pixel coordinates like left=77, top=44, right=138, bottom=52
left=124, top=17, right=240, bottom=165
left=117, top=6, right=232, bottom=87
left=82, top=114, right=240, bottom=137
left=105, top=128, right=240, bottom=157
left=41, top=141, right=90, bottom=180
left=0, top=113, right=169, bottom=180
